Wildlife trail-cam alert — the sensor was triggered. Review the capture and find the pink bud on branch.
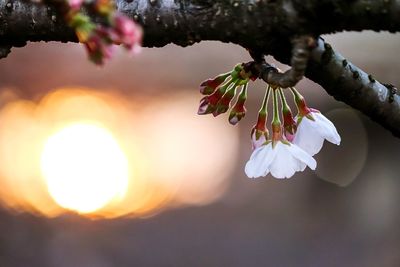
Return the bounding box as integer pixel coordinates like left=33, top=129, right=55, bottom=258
left=199, top=73, right=230, bottom=95
left=229, top=84, right=248, bottom=125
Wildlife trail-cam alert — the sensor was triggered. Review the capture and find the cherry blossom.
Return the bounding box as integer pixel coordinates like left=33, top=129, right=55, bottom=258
left=245, top=141, right=317, bottom=179
left=293, top=110, right=341, bottom=156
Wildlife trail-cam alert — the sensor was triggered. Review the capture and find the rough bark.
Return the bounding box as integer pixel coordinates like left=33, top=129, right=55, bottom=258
left=1, top=0, right=400, bottom=136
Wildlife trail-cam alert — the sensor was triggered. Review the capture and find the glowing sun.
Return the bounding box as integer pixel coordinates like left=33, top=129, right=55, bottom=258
left=40, top=123, right=129, bottom=214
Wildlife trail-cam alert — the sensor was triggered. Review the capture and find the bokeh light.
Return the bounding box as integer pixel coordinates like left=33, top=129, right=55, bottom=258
left=41, top=123, right=129, bottom=214
left=0, top=87, right=240, bottom=218
left=314, top=108, right=368, bottom=186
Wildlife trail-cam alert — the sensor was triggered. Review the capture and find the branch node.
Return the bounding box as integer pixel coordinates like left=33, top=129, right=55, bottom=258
left=368, top=74, right=376, bottom=83
left=384, top=84, right=398, bottom=103
left=257, top=35, right=316, bottom=88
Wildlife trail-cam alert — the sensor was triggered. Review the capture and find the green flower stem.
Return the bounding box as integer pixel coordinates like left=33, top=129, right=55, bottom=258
left=278, top=88, right=291, bottom=112
left=225, top=79, right=239, bottom=96
left=272, top=88, right=281, bottom=124
left=238, top=83, right=248, bottom=101
left=290, top=87, right=304, bottom=103
left=259, top=85, right=271, bottom=116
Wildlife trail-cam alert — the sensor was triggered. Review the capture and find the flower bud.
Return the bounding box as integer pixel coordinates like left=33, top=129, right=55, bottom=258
left=84, top=30, right=115, bottom=65
left=197, top=84, right=227, bottom=115
left=250, top=110, right=269, bottom=149
left=291, top=87, right=312, bottom=117
left=199, top=73, right=230, bottom=95
left=229, top=107, right=246, bottom=125
left=111, top=14, right=143, bottom=51
left=284, top=131, right=295, bottom=142
left=229, top=85, right=248, bottom=125
left=282, top=106, right=297, bottom=135
left=68, top=0, right=83, bottom=10
left=213, top=86, right=237, bottom=117
left=69, top=13, right=95, bottom=43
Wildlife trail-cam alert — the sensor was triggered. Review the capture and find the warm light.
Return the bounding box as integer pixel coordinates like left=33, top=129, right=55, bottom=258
left=40, top=123, right=129, bottom=213
left=0, top=88, right=239, bottom=218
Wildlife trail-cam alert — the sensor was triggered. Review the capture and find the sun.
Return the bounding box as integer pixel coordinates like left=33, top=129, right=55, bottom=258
left=40, top=123, right=129, bottom=214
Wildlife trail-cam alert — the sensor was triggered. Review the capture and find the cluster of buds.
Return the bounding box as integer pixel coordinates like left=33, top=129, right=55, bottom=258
left=197, top=63, right=257, bottom=125
left=198, top=64, right=341, bottom=179
left=65, top=0, right=142, bottom=65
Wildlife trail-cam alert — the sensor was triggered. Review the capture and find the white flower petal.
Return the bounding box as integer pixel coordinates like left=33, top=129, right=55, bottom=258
left=245, top=141, right=317, bottom=180
left=293, top=125, right=325, bottom=156
left=293, top=111, right=341, bottom=156
left=314, top=113, right=341, bottom=145
left=288, top=143, right=317, bottom=170
left=269, top=148, right=297, bottom=179
left=245, top=144, right=276, bottom=178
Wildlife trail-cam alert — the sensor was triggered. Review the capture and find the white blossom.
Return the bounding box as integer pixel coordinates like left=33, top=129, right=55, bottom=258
left=293, top=111, right=341, bottom=156
left=245, top=141, right=317, bottom=179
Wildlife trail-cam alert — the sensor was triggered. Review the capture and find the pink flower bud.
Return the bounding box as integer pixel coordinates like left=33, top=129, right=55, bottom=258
left=294, top=94, right=312, bottom=117
left=282, top=107, right=297, bottom=135
left=197, top=87, right=225, bottom=115
left=229, top=106, right=246, bottom=125
left=68, top=0, right=83, bottom=10
left=199, top=74, right=229, bottom=95
left=229, top=94, right=247, bottom=125
left=84, top=32, right=115, bottom=65
left=197, top=97, right=210, bottom=115
left=112, top=14, right=142, bottom=51
left=284, top=131, right=295, bottom=142
left=213, top=89, right=236, bottom=117
left=250, top=111, right=269, bottom=149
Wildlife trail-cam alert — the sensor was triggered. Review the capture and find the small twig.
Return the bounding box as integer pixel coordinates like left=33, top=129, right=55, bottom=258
left=258, top=35, right=316, bottom=88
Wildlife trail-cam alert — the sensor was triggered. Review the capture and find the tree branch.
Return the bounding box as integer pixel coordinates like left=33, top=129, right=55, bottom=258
left=306, top=38, right=400, bottom=138
left=256, top=35, right=316, bottom=88
left=1, top=0, right=400, bottom=136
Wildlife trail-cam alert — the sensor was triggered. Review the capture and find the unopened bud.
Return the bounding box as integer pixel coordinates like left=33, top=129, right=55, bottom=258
left=197, top=85, right=227, bottom=115
left=199, top=73, right=230, bottom=95
left=68, top=0, right=84, bottom=10
left=291, top=88, right=312, bottom=117
left=229, top=84, right=248, bottom=125
left=282, top=107, right=297, bottom=135
left=213, top=86, right=237, bottom=117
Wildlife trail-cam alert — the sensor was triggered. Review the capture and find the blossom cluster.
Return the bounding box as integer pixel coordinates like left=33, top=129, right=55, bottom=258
left=65, top=0, right=142, bottom=65
left=198, top=64, right=341, bottom=179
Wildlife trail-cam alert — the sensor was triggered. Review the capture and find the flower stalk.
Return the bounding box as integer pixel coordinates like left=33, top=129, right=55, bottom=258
left=271, top=88, right=283, bottom=147
left=250, top=86, right=271, bottom=149
left=278, top=88, right=297, bottom=137
left=290, top=87, right=313, bottom=120
left=229, top=84, right=248, bottom=125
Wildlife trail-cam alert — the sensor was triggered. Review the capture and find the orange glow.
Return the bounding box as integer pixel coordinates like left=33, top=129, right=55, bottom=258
left=0, top=88, right=240, bottom=218
left=41, top=123, right=129, bottom=213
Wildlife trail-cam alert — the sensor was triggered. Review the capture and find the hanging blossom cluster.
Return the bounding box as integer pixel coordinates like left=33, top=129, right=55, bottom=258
left=198, top=64, right=341, bottom=179
left=58, top=0, right=142, bottom=64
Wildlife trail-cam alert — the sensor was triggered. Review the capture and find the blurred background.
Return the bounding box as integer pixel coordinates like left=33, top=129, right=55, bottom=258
left=0, top=31, right=399, bottom=266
